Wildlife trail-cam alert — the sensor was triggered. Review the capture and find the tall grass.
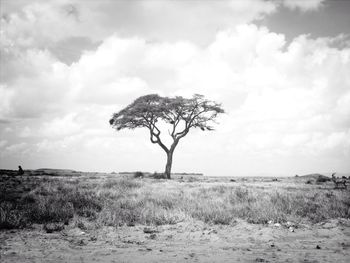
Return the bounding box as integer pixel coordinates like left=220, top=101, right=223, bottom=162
left=1, top=175, right=349, bottom=229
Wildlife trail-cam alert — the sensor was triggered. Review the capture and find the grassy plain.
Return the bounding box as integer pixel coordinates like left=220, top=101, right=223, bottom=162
left=1, top=170, right=349, bottom=229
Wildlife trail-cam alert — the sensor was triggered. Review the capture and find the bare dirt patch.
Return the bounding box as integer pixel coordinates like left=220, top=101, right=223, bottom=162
left=1, top=219, right=350, bottom=262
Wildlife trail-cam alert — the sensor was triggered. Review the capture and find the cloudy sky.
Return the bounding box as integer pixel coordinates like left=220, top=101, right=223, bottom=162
left=1, top=0, right=349, bottom=176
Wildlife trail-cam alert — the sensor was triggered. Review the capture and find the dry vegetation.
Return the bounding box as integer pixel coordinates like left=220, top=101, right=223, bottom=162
left=1, top=171, right=349, bottom=231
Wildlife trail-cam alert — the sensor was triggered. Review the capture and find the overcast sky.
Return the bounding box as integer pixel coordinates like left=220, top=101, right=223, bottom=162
left=1, top=0, right=349, bottom=176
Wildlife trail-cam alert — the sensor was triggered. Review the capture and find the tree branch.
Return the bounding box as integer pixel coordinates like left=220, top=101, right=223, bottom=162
left=144, top=116, right=169, bottom=153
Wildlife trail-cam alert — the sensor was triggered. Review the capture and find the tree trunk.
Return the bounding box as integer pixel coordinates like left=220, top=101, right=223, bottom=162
left=164, top=151, right=173, bottom=179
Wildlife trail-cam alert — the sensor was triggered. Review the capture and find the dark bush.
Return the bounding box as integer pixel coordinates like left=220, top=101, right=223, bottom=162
left=150, top=172, right=165, bottom=179
left=28, top=196, right=74, bottom=223
left=43, top=222, right=65, bottom=233
left=0, top=202, right=27, bottom=229
left=316, top=176, right=331, bottom=183
left=134, top=171, right=144, bottom=178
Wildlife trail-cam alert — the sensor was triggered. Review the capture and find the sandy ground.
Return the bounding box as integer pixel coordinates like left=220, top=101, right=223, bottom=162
left=1, top=219, right=349, bottom=263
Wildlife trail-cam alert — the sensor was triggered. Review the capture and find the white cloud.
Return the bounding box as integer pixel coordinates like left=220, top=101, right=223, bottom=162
left=0, top=84, right=15, bottom=120
left=4, top=142, right=29, bottom=155
left=282, top=133, right=309, bottom=147
left=40, top=113, right=81, bottom=138
left=0, top=0, right=277, bottom=52
left=281, top=0, right=325, bottom=12
left=19, top=126, right=32, bottom=138
left=0, top=49, right=70, bottom=118
left=0, top=140, right=7, bottom=148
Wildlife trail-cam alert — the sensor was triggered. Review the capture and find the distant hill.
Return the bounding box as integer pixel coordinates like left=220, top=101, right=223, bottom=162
left=296, top=173, right=332, bottom=183
left=298, top=173, right=350, bottom=179
left=35, top=168, right=78, bottom=173
left=299, top=173, right=329, bottom=179
left=0, top=168, right=80, bottom=176
left=29, top=168, right=81, bottom=176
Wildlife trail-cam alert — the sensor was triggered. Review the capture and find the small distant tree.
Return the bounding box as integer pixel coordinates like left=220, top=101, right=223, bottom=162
left=109, top=94, right=224, bottom=179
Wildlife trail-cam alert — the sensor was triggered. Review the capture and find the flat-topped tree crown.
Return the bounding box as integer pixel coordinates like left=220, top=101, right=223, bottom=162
left=109, top=94, right=224, bottom=179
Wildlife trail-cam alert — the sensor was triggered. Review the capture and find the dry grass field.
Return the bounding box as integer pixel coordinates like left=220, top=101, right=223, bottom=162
left=1, top=170, right=350, bottom=262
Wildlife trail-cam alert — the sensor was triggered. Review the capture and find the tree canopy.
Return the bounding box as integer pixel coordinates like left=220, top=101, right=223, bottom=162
left=109, top=94, right=224, bottom=178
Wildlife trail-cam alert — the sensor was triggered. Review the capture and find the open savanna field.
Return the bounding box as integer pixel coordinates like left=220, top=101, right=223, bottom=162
left=1, top=170, right=350, bottom=263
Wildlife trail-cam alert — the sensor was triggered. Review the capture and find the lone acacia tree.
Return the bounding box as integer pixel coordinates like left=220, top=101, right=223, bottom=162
left=109, top=94, right=224, bottom=179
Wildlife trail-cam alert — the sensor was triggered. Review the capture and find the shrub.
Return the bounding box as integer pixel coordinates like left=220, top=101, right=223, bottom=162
left=66, top=189, right=102, bottom=218
left=316, top=176, right=331, bottom=183
left=150, top=172, right=165, bottom=179
left=43, top=223, right=64, bottom=233
left=134, top=171, right=144, bottom=178
left=28, top=196, right=74, bottom=223
left=0, top=202, right=27, bottom=229
left=75, top=219, right=88, bottom=230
